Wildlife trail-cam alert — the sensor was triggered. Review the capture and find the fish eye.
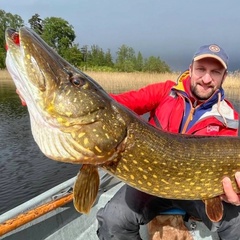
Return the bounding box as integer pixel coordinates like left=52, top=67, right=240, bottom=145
left=70, top=75, right=86, bottom=87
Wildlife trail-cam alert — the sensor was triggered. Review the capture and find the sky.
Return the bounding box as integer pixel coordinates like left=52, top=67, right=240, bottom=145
left=1, top=0, right=240, bottom=72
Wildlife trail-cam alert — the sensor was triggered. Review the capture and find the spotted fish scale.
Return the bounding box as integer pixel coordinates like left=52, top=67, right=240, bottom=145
left=102, top=121, right=240, bottom=200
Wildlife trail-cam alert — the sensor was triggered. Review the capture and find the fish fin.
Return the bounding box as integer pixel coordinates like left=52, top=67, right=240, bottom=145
left=73, top=164, right=100, bottom=214
left=204, top=197, right=223, bottom=222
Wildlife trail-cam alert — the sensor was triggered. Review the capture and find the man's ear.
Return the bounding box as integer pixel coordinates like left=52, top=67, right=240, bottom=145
left=222, top=70, right=228, bottom=84
left=189, top=64, right=192, bottom=77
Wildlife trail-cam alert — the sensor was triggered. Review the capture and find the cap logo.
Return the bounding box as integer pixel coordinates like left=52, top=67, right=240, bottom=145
left=209, top=45, right=220, bottom=53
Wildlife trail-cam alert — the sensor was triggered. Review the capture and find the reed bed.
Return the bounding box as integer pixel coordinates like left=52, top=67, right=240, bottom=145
left=1, top=69, right=240, bottom=95
left=85, top=71, right=181, bottom=93
left=223, top=72, right=240, bottom=98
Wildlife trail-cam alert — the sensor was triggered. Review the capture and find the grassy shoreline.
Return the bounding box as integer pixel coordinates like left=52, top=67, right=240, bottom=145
left=1, top=69, right=240, bottom=94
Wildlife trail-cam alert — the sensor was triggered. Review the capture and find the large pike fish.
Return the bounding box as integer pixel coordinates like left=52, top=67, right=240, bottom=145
left=5, top=27, right=240, bottom=222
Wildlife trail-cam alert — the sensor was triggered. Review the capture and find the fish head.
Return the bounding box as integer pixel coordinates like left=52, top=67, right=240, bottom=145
left=5, top=27, right=128, bottom=164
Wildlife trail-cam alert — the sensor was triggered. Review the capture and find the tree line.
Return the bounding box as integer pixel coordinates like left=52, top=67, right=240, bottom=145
left=0, top=10, right=171, bottom=73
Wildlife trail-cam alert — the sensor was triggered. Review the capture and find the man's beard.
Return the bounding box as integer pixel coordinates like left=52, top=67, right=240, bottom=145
left=190, top=84, right=216, bottom=101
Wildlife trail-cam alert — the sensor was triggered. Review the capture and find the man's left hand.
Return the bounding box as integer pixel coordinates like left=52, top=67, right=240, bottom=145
left=221, top=172, right=240, bottom=206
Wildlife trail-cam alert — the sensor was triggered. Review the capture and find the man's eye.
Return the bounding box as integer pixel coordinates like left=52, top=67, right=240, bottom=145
left=195, top=68, right=205, bottom=73
left=212, top=70, right=221, bottom=75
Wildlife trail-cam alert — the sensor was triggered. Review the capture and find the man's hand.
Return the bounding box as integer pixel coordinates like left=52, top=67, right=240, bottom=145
left=221, top=172, right=240, bottom=206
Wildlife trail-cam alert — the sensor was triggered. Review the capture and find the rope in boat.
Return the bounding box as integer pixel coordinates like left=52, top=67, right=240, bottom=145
left=0, top=193, right=73, bottom=237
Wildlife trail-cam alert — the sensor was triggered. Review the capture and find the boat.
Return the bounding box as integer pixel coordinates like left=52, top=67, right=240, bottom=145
left=0, top=170, right=219, bottom=240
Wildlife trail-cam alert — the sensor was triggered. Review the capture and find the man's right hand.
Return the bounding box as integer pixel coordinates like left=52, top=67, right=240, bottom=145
left=221, top=172, right=240, bottom=206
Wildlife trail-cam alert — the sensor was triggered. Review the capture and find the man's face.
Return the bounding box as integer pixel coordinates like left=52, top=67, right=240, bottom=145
left=189, top=58, right=227, bottom=100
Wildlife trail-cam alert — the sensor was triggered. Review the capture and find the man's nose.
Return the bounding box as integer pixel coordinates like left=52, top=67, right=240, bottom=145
left=201, top=72, right=212, bottom=84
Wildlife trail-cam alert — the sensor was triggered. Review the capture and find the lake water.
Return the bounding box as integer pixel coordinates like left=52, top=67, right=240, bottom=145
left=0, top=80, right=79, bottom=215
left=0, top=79, right=240, bottom=215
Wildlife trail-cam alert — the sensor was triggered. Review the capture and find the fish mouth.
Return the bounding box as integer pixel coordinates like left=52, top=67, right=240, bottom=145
left=6, top=28, right=20, bottom=45
left=5, top=29, right=27, bottom=105
left=6, top=27, right=59, bottom=94
left=6, top=28, right=47, bottom=105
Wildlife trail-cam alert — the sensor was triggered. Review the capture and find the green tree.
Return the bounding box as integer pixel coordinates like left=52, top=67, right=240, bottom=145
left=32, top=16, right=83, bottom=66
left=115, top=44, right=136, bottom=72
left=143, top=56, right=171, bottom=73
left=88, top=45, right=105, bottom=66
left=79, top=45, right=89, bottom=69
left=105, top=49, right=114, bottom=67
left=28, top=13, right=43, bottom=35
left=79, top=45, right=114, bottom=70
left=41, top=17, right=76, bottom=55
left=0, top=48, right=5, bottom=69
left=61, top=43, right=82, bottom=67
left=80, top=45, right=88, bottom=63
left=0, top=9, right=24, bottom=68
left=135, top=51, right=143, bottom=71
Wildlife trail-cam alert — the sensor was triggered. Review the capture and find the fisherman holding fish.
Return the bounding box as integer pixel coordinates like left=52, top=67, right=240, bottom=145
left=97, top=44, right=240, bottom=240
left=5, top=28, right=240, bottom=240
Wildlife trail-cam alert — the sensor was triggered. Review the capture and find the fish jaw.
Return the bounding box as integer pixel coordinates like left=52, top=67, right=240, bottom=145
left=5, top=27, right=128, bottom=164
left=5, top=28, right=57, bottom=128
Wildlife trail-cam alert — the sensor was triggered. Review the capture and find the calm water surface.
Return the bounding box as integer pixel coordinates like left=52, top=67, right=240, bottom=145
left=0, top=79, right=240, bottom=215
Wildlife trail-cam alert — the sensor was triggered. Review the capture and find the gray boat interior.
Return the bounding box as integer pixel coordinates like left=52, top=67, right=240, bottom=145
left=0, top=170, right=219, bottom=240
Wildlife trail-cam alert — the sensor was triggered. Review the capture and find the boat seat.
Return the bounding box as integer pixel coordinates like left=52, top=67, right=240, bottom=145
left=147, top=209, right=195, bottom=240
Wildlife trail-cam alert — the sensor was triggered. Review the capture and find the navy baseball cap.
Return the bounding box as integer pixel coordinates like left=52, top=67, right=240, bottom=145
left=193, top=44, right=228, bottom=69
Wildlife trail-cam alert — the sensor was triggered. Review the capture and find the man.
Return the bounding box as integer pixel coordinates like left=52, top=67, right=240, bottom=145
left=96, top=44, right=240, bottom=240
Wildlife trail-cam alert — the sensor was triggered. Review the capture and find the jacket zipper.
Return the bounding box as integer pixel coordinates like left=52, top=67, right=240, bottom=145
left=181, top=100, right=200, bottom=134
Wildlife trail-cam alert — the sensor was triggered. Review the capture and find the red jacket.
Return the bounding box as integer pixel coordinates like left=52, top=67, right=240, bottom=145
left=111, top=71, right=239, bottom=136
